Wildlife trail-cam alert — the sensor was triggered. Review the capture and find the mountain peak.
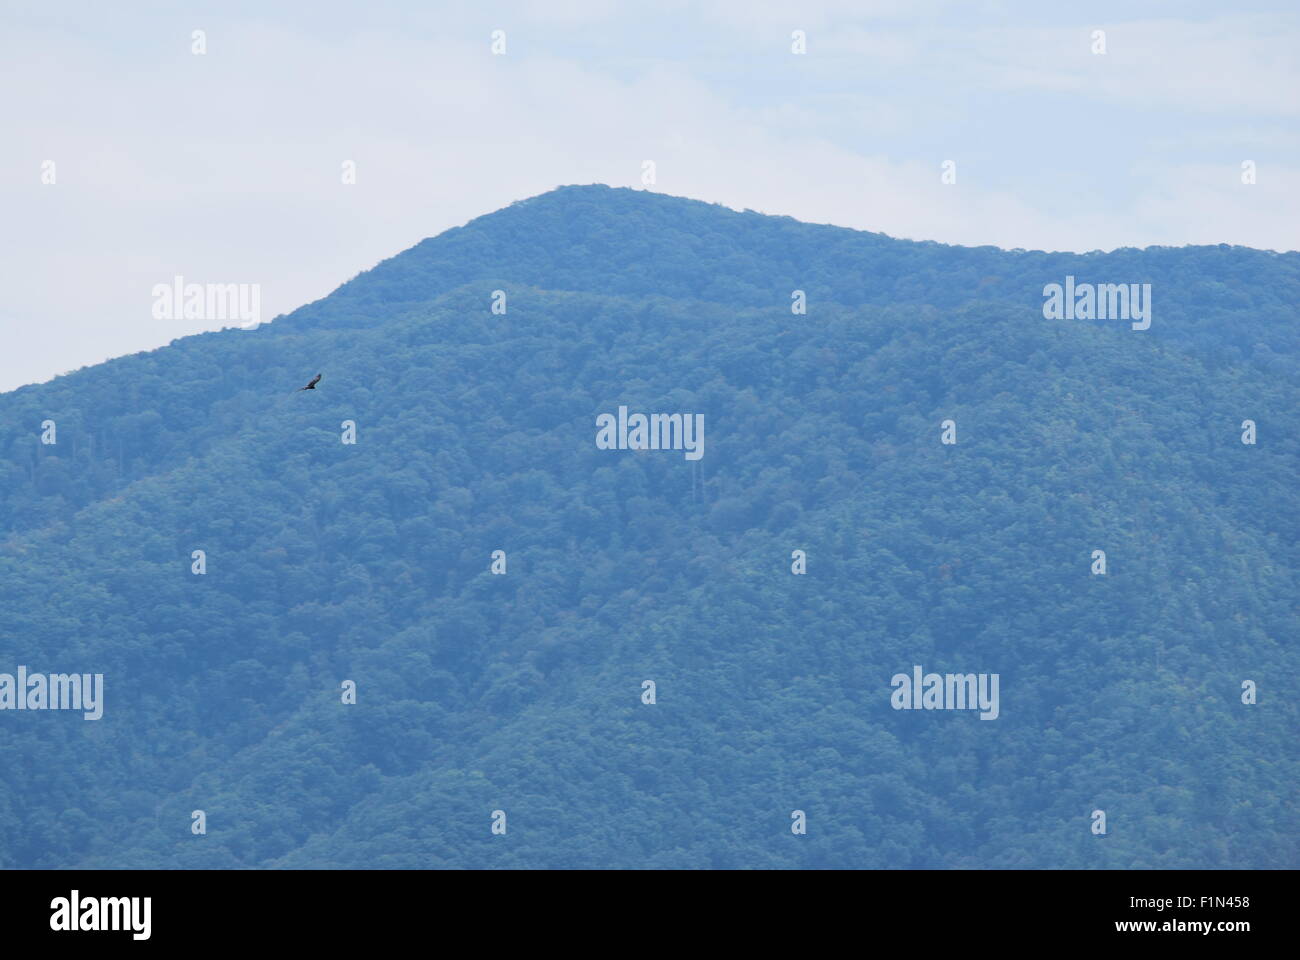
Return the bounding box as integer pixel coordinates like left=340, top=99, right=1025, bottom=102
left=275, top=183, right=1297, bottom=345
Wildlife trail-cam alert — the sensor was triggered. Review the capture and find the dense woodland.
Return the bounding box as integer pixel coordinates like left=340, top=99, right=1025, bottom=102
left=0, top=185, right=1296, bottom=868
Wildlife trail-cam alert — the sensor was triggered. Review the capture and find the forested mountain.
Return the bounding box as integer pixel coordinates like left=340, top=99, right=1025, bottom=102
left=0, top=185, right=1295, bottom=868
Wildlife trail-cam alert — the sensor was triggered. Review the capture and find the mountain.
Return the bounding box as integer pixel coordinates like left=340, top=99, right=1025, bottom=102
left=0, top=184, right=1296, bottom=868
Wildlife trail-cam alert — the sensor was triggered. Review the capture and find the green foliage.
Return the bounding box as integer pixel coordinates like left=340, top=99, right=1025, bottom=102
left=0, top=186, right=1295, bottom=868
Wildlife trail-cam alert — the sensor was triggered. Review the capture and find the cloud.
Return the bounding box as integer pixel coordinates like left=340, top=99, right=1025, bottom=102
left=973, top=16, right=1300, bottom=116
left=0, top=1, right=1295, bottom=391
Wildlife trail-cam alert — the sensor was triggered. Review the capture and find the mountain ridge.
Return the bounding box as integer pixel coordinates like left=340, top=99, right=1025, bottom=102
left=0, top=187, right=1295, bottom=868
left=6, top=184, right=1298, bottom=396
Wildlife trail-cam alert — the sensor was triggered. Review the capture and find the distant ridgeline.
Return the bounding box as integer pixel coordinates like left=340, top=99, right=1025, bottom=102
left=0, top=185, right=1296, bottom=869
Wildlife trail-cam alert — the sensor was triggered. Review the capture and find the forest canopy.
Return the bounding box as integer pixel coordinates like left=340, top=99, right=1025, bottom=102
left=0, top=186, right=1295, bottom=868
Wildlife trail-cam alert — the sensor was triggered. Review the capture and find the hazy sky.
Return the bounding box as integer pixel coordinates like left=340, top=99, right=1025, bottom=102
left=2, top=0, right=1297, bottom=392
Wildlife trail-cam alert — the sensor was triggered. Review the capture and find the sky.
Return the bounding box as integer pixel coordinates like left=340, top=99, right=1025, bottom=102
left=1, top=0, right=1297, bottom=392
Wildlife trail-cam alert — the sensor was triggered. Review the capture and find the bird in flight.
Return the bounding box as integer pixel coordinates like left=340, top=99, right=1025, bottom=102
left=298, top=373, right=322, bottom=391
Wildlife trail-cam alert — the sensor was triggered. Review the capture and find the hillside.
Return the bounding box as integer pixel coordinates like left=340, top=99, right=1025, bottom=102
left=0, top=185, right=1296, bottom=868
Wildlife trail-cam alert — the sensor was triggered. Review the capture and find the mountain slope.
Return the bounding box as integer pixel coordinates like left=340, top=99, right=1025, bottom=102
left=0, top=186, right=1296, bottom=868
